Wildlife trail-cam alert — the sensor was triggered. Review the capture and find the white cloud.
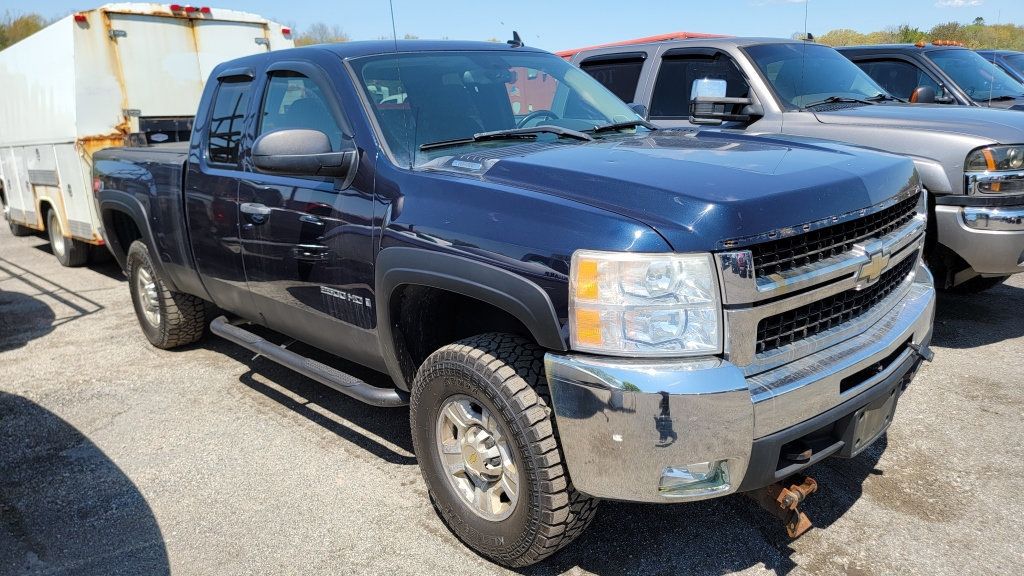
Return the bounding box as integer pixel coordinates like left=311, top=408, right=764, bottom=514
left=935, top=0, right=983, bottom=7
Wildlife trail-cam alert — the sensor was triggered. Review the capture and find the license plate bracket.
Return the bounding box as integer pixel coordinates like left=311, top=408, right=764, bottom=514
left=837, top=383, right=900, bottom=458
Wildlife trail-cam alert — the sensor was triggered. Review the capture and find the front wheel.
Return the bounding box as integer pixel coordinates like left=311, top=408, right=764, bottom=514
left=410, top=333, right=597, bottom=567
left=47, top=209, right=89, bottom=267
left=126, top=240, right=208, bottom=349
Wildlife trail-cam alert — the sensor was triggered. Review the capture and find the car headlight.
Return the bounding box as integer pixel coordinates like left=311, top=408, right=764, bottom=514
left=569, top=250, right=722, bottom=357
left=965, top=145, right=1024, bottom=193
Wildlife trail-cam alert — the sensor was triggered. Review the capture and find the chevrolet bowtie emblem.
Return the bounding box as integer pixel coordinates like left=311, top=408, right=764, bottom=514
left=857, top=247, right=890, bottom=286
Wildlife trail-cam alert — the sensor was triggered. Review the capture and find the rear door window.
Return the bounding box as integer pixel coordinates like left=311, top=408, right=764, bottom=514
left=579, top=55, right=645, bottom=103
left=856, top=59, right=941, bottom=101
left=650, top=55, right=750, bottom=119
left=207, top=79, right=252, bottom=166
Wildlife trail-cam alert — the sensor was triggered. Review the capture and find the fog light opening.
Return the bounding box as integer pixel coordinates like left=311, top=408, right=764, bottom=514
left=659, top=460, right=731, bottom=497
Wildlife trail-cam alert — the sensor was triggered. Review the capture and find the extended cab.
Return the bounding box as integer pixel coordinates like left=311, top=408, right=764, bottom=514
left=94, top=41, right=934, bottom=566
left=566, top=37, right=1024, bottom=291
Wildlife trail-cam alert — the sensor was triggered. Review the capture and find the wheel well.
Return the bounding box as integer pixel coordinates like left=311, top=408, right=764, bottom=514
left=105, top=209, right=143, bottom=263
left=389, top=285, right=536, bottom=382
left=37, top=200, right=55, bottom=229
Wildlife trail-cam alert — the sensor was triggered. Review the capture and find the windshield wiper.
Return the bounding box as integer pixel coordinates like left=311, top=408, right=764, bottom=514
left=866, top=93, right=906, bottom=103
left=587, top=119, right=659, bottom=134
left=419, top=125, right=592, bottom=151
left=801, top=96, right=876, bottom=110
left=986, top=95, right=1023, bottom=102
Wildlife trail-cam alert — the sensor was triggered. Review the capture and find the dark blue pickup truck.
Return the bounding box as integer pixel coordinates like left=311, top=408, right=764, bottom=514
left=93, top=40, right=935, bottom=566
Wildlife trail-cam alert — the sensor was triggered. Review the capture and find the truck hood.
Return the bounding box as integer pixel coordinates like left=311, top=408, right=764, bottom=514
left=814, top=104, right=1024, bottom=144
left=430, top=130, right=918, bottom=252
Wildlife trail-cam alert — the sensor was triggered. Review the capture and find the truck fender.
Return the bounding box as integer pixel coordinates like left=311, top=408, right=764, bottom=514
left=98, top=190, right=178, bottom=292
left=375, top=247, right=567, bottom=390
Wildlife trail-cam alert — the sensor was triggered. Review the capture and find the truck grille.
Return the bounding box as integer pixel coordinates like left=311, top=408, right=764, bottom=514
left=751, top=194, right=918, bottom=277
left=755, top=255, right=916, bottom=354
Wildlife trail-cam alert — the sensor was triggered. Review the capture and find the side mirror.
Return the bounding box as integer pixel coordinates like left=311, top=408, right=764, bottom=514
left=628, top=103, right=649, bottom=119
left=689, top=78, right=761, bottom=125
left=910, top=86, right=936, bottom=104
left=252, top=129, right=356, bottom=178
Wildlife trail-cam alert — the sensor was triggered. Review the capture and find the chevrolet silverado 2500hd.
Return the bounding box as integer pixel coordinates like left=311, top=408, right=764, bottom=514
left=93, top=40, right=935, bottom=567
left=567, top=37, right=1024, bottom=292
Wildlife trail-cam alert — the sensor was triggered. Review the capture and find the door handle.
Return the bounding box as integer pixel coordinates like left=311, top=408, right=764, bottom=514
left=291, top=244, right=329, bottom=262
left=240, top=202, right=271, bottom=224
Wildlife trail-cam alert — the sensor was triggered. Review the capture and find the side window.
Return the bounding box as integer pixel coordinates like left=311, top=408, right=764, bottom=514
left=649, top=56, right=750, bottom=119
left=857, top=59, right=941, bottom=101
left=207, top=79, right=251, bottom=166
left=579, top=56, right=645, bottom=103
left=259, top=72, right=344, bottom=149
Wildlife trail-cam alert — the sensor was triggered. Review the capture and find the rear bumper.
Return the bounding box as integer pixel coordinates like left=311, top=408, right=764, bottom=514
left=935, top=201, right=1024, bottom=276
left=545, top=263, right=935, bottom=503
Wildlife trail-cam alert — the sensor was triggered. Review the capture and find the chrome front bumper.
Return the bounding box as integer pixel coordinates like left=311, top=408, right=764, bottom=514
left=935, top=202, right=1024, bottom=276
left=545, top=263, right=935, bottom=503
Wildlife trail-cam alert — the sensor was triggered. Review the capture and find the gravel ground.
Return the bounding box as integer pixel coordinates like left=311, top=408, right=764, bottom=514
left=1, top=225, right=1022, bottom=576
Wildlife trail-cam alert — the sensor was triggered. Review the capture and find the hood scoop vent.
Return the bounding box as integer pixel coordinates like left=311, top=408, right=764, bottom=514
left=425, top=142, right=573, bottom=175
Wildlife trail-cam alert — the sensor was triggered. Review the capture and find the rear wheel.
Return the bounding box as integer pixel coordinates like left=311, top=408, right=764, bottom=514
left=410, top=333, right=597, bottom=567
left=47, top=209, right=89, bottom=267
left=127, top=240, right=208, bottom=349
left=2, top=196, right=31, bottom=237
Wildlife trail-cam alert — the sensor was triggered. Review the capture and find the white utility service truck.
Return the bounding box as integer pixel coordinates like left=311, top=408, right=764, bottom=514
left=0, top=3, right=293, bottom=265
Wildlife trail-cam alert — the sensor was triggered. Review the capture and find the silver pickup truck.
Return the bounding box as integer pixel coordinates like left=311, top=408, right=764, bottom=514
left=566, top=37, right=1024, bottom=292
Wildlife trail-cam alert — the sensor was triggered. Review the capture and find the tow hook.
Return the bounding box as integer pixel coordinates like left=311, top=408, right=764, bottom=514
left=909, top=342, right=934, bottom=362
left=746, top=475, right=818, bottom=538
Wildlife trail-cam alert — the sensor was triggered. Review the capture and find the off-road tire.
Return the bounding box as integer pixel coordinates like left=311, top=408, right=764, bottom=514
left=947, top=275, right=1008, bottom=294
left=47, top=209, right=89, bottom=267
left=410, top=333, right=598, bottom=567
left=126, top=240, right=207, bottom=349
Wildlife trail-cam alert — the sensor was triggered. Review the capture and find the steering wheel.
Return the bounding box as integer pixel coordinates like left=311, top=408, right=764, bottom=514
left=516, top=109, right=560, bottom=128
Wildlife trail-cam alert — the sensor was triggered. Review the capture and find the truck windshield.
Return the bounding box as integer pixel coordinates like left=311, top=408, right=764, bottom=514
left=351, top=50, right=643, bottom=166
left=1003, top=53, right=1024, bottom=77
left=745, top=43, right=890, bottom=109
left=927, top=49, right=1024, bottom=101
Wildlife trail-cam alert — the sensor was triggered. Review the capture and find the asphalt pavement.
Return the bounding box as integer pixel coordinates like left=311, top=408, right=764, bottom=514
left=1, top=225, right=1022, bottom=575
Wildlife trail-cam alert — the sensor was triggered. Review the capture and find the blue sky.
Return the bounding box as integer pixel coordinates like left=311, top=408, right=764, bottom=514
left=3, top=0, right=1020, bottom=52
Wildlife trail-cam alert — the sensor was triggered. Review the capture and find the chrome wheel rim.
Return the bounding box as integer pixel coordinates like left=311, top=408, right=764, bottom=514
left=48, top=214, right=66, bottom=259
left=135, top=266, right=161, bottom=327
left=435, top=395, right=519, bottom=521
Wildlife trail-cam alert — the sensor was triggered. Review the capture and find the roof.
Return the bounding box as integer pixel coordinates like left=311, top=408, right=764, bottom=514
left=836, top=43, right=970, bottom=52
left=315, top=39, right=548, bottom=59
left=92, top=3, right=275, bottom=24
left=556, top=31, right=729, bottom=58
left=561, top=36, right=822, bottom=57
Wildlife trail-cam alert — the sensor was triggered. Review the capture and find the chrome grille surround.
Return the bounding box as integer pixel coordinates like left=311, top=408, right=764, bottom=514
left=716, top=189, right=927, bottom=375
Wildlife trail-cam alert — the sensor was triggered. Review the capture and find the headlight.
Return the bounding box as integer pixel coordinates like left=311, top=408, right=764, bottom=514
left=965, top=146, right=1024, bottom=193
left=569, top=250, right=721, bottom=357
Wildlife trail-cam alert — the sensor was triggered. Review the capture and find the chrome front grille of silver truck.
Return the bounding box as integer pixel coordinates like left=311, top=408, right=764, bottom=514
left=716, top=190, right=928, bottom=374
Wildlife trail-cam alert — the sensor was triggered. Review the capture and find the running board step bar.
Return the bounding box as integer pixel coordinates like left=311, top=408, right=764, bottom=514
left=210, top=316, right=409, bottom=408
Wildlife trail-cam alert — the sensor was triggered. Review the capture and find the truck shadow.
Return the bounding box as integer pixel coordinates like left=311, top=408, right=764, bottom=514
left=29, top=240, right=126, bottom=282
left=0, top=257, right=104, bottom=351
left=523, top=440, right=886, bottom=576
left=932, top=281, right=1024, bottom=349
left=192, top=333, right=416, bottom=466
left=0, top=391, right=170, bottom=575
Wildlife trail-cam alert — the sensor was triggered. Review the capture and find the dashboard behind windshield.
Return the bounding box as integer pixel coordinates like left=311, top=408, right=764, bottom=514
left=746, top=43, right=889, bottom=108
left=351, top=51, right=639, bottom=166
left=927, top=49, right=1024, bottom=100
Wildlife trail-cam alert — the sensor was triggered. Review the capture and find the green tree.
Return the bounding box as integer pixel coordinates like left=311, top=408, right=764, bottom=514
left=0, top=12, right=47, bottom=50
left=293, top=22, right=349, bottom=47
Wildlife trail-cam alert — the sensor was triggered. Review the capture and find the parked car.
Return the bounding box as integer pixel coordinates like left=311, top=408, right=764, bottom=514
left=566, top=36, right=1024, bottom=292
left=977, top=49, right=1024, bottom=86
left=93, top=40, right=935, bottom=567
left=838, top=43, right=1024, bottom=110
left=0, top=3, right=292, bottom=266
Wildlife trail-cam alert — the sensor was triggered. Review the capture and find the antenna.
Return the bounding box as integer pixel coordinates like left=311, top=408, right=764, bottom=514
left=507, top=31, right=523, bottom=48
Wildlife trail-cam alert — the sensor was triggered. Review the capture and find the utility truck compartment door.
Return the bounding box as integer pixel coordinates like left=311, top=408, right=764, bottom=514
left=108, top=14, right=204, bottom=117
left=193, top=20, right=270, bottom=81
